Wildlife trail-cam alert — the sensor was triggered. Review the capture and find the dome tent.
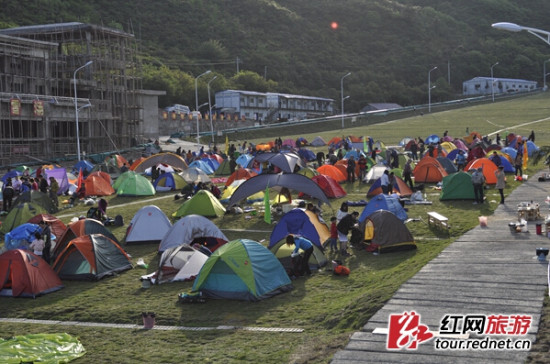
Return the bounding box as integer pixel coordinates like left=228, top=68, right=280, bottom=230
left=125, top=205, right=172, bottom=244
left=359, top=210, right=416, bottom=253
left=192, top=239, right=293, bottom=301
left=0, top=250, right=63, bottom=297
left=53, top=234, right=132, bottom=280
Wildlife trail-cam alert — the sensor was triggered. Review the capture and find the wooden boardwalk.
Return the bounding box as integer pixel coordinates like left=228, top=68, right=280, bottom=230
left=332, top=172, right=550, bottom=363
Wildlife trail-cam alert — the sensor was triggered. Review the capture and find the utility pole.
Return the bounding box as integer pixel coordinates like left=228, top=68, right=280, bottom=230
left=236, top=57, right=240, bottom=73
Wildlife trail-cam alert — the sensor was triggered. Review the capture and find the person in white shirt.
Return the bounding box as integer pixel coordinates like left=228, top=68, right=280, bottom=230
left=30, top=232, right=45, bottom=256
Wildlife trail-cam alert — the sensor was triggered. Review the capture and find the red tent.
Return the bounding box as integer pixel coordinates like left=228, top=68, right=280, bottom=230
left=0, top=250, right=63, bottom=297
left=300, top=174, right=347, bottom=198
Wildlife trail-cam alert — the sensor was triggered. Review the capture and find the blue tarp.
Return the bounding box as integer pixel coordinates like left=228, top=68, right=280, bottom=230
left=4, top=223, right=42, bottom=250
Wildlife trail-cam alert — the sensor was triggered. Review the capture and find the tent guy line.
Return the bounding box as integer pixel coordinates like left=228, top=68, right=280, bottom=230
left=0, top=317, right=304, bottom=333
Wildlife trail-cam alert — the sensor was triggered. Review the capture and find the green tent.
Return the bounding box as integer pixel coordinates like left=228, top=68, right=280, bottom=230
left=112, top=170, right=134, bottom=191
left=439, top=171, right=475, bottom=200
left=115, top=171, right=156, bottom=196
left=213, top=159, right=232, bottom=176
left=12, top=191, right=57, bottom=214
left=0, top=203, right=47, bottom=234
left=192, top=239, right=293, bottom=301
left=173, top=190, right=226, bottom=218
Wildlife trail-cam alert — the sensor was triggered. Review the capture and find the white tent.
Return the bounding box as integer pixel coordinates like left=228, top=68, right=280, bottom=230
left=364, top=164, right=389, bottom=183
left=125, top=205, right=172, bottom=244
left=158, top=214, right=228, bottom=252
left=144, top=244, right=208, bottom=284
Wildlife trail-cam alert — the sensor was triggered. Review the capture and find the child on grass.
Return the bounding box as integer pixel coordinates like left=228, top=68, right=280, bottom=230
left=329, top=216, right=338, bottom=253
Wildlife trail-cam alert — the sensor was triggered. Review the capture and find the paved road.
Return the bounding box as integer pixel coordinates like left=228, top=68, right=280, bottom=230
left=332, top=171, right=550, bottom=363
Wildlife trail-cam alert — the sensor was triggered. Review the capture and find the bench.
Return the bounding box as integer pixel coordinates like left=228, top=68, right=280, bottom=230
left=427, top=211, right=450, bottom=231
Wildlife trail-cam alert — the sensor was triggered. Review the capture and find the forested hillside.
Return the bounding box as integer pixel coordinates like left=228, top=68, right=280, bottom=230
left=0, top=0, right=549, bottom=111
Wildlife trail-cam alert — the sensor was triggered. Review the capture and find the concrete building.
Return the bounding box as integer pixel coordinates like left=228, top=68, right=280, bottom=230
left=463, top=77, right=537, bottom=96
left=0, top=22, right=162, bottom=165
left=215, top=90, right=334, bottom=123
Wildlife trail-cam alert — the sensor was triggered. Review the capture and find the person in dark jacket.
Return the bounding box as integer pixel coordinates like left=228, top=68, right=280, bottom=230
left=2, top=180, right=14, bottom=212
left=336, top=211, right=359, bottom=256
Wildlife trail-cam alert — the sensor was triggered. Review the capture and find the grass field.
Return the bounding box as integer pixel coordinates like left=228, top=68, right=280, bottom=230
left=1, top=93, right=550, bottom=363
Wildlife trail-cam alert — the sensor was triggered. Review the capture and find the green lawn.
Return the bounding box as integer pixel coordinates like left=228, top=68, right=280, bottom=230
left=1, top=93, right=550, bottom=363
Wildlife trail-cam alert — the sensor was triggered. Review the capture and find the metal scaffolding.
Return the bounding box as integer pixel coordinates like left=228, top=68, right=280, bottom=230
left=0, top=22, right=143, bottom=165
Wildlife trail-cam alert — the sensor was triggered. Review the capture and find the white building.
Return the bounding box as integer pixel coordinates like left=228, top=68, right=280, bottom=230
left=214, top=90, right=334, bottom=123
left=463, top=77, right=537, bottom=96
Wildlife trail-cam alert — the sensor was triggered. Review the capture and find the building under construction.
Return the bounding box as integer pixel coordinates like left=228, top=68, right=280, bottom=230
left=0, top=22, right=158, bottom=166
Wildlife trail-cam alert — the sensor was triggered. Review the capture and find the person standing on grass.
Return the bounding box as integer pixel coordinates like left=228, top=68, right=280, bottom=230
left=49, top=177, right=59, bottom=208
left=337, top=211, right=359, bottom=256
left=514, top=153, right=523, bottom=177
left=336, top=202, right=349, bottom=222
left=495, top=165, right=506, bottom=204
left=403, top=159, right=414, bottom=189
left=347, top=156, right=356, bottom=183
left=380, top=170, right=390, bottom=195
left=286, top=234, right=314, bottom=276
left=471, top=167, right=485, bottom=205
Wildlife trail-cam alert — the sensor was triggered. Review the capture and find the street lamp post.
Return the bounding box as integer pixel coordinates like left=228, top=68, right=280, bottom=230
left=491, top=62, right=499, bottom=102
left=544, top=59, right=550, bottom=90
left=195, top=70, right=212, bottom=146
left=492, top=22, right=550, bottom=46
left=73, top=61, right=93, bottom=161
left=340, top=72, right=351, bottom=129
left=207, top=75, right=217, bottom=143
left=428, top=66, right=437, bottom=113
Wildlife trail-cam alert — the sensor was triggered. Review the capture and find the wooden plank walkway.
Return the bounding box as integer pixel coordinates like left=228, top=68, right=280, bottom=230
left=332, top=172, right=550, bottom=363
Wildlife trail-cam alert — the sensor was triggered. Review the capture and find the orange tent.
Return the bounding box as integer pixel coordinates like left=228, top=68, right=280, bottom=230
left=255, top=143, right=272, bottom=152
left=28, top=213, right=67, bottom=241
left=335, top=159, right=361, bottom=176
left=54, top=218, right=119, bottom=259
left=0, top=250, right=63, bottom=297
left=129, top=157, right=146, bottom=171
left=105, top=154, right=128, bottom=168
left=413, top=156, right=448, bottom=183
left=225, top=168, right=258, bottom=187
left=317, top=164, right=346, bottom=183
left=53, top=234, right=132, bottom=280
left=328, top=136, right=342, bottom=147
left=465, top=157, right=498, bottom=184
left=367, top=176, right=413, bottom=197
left=84, top=175, right=115, bottom=196
left=348, top=135, right=362, bottom=143
left=87, top=171, right=112, bottom=185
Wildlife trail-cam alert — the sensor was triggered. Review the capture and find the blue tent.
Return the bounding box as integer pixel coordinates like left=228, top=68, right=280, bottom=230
left=359, top=194, right=408, bottom=222
left=446, top=149, right=461, bottom=161
left=192, top=239, right=292, bottom=301
left=236, top=154, right=254, bottom=169
left=188, top=160, right=214, bottom=174
left=497, top=156, right=515, bottom=173
left=200, top=158, right=219, bottom=171
left=269, top=209, right=324, bottom=248
left=526, top=141, right=539, bottom=157
left=425, top=134, right=440, bottom=144
left=501, top=147, right=517, bottom=160
left=1, top=170, right=22, bottom=184
left=73, top=160, right=94, bottom=174
left=297, top=149, right=316, bottom=161
left=344, top=150, right=366, bottom=160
